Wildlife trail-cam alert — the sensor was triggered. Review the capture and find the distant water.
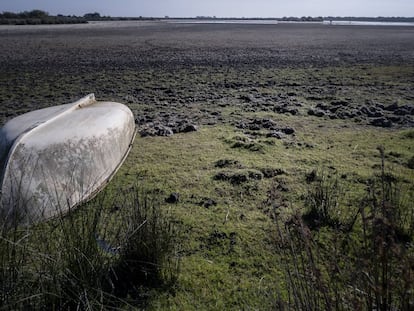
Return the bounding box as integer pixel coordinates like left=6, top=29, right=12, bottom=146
left=323, top=20, right=414, bottom=26
left=168, top=19, right=414, bottom=26
left=167, top=19, right=279, bottom=25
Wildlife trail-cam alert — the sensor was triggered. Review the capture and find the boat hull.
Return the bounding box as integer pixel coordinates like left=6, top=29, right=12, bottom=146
left=0, top=94, right=136, bottom=224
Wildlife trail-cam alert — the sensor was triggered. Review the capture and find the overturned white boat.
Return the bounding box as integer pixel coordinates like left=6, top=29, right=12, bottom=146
left=0, top=94, right=136, bottom=224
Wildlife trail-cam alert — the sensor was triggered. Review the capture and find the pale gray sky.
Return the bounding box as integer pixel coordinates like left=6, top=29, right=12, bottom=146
left=1, top=0, right=413, bottom=17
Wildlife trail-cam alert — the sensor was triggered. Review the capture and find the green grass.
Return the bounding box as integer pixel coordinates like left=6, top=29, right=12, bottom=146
left=105, top=116, right=413, bottom=309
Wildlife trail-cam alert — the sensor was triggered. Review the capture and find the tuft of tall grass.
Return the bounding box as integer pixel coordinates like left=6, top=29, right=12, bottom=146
left=355, top=146, right=414, bottom=311
left=302, top=169, right=359, bottom=232
left=0, top=183, right=180, bottom=309
left=104, top=186, right=180, bottom=301
left=273, top=147, right=414, bottom=310
left=302, top=169, right=342, bottom=229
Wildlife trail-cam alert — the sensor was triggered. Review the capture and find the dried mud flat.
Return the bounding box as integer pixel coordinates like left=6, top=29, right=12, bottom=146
left=0, top=21, right=413, bottom=130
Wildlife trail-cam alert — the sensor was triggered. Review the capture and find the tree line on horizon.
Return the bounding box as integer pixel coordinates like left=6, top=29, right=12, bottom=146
left=1, top=9, right=413, bottom=25
left=0, top=10, right=156, bottom=25
left=0, top=10, right=87, bottom=25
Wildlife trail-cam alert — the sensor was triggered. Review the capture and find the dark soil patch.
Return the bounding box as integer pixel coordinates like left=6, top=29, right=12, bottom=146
left=214, top=169, right=264, bottom=185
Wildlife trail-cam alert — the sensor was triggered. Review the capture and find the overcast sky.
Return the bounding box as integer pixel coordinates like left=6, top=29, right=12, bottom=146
left=1, top=0, right=413, bottom=17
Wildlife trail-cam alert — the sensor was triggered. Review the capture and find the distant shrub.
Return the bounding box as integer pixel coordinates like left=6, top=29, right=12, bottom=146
left=0, top=10, right=87, bottom=25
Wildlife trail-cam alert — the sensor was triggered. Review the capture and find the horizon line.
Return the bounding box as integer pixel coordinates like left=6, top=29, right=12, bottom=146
left=1, top=10, right=414, bottom=19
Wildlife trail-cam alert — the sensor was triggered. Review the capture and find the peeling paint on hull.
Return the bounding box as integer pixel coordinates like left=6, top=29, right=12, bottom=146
left=0, top=94, right=136, bottom=224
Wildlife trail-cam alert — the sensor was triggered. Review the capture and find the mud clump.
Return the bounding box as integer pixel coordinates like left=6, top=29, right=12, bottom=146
left=138, top=119, right=198, bottom=137
left=307, top=100, right=413, bottom=128
left=214, top=159, right=243, bottom=169
left=235, top=118, right=296, bottom=137
left=214, top=169, right=264, bottom=185
left=259, top=167, right=286, bottom=178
